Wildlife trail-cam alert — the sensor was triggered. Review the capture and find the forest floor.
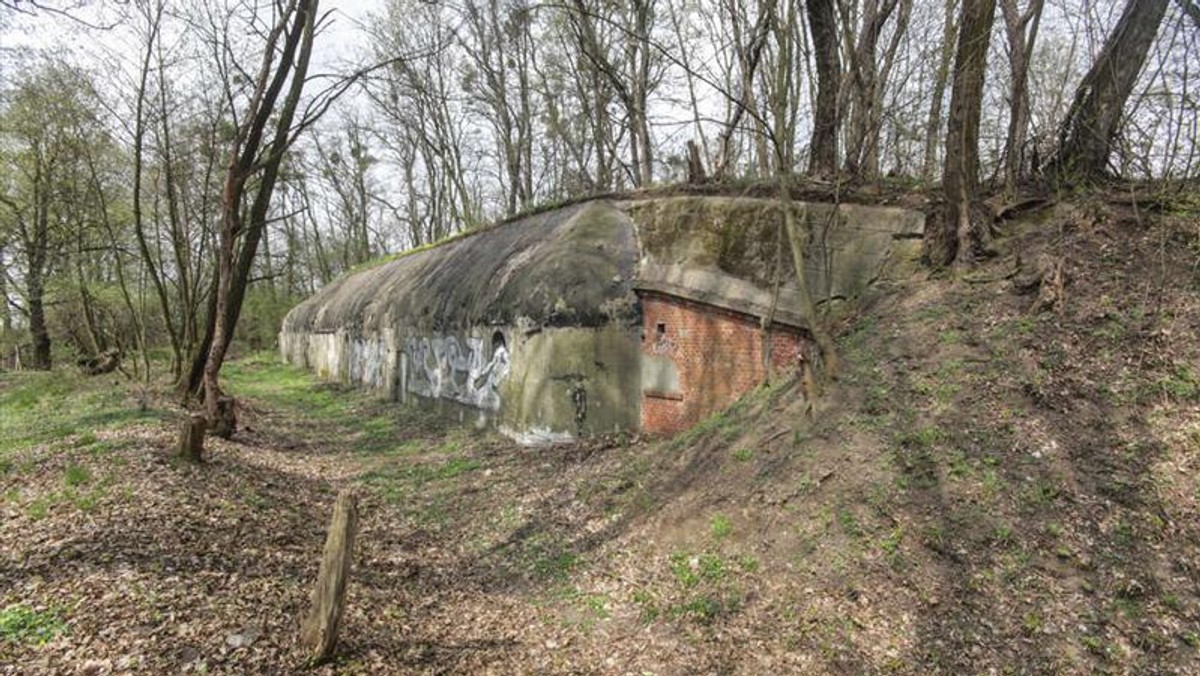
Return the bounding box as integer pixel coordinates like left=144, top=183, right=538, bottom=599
left=2, top=193, right=1199, bottom=675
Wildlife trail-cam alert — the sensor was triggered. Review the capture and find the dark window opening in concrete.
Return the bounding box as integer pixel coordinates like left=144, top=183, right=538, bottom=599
left=492, top=330, right=506, bottom=353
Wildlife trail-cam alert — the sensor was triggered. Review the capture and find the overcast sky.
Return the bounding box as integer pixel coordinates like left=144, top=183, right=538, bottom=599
left=0, top=1, right=384, bottom=87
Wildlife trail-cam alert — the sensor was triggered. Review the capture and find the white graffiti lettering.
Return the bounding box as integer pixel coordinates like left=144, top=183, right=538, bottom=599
left=404, top=334, right=511, bottom=410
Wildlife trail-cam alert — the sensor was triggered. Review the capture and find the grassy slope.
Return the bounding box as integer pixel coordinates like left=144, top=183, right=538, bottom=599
left=0, top=195, right=1197, bottom=674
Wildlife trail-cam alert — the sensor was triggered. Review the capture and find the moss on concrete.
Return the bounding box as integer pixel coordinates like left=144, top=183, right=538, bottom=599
left=283, top=200, right=638, bottom=336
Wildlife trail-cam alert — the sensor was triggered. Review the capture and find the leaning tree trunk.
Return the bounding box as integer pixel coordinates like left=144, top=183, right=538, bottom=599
left=1048, top=0, right=1169, bottom=182
left=806, top=0, right=841, bottom=178
left=927, top=0, right=997, bottom=268
left=199, top=0, right=318, bottom=430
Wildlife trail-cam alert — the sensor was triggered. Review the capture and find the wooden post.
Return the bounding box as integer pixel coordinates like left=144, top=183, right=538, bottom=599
left=301, top=490, right=358, bottom=663
left=177, top=414, right=206, bottom=462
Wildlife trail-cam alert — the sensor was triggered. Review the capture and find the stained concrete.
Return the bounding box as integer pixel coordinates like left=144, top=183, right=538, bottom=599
left=280, top=194, right=924, bottom=443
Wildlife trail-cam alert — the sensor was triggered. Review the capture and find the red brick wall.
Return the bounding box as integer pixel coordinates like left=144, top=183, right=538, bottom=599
left=639, top=292, right=808, bottom=435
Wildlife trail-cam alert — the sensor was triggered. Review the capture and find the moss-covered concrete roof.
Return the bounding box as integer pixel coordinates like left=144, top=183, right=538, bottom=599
left=283, top=200, right=639, bottom=335
left=283, top=191, right=925, bottom=337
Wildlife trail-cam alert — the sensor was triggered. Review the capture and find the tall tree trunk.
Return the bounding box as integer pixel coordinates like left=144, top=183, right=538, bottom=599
left=27, top=270, right=51, bottom=370
left=1000, top=0, right=1044, bottom=194
left=157, top=33, right=191, bottom=379
left=131, top=0, right=180, bottom=380
left=922, top=0, right=959, bottom=179
left=840, top=0, right=907, bottom=179
left=1049, top=0, right=1169, bottom=181
left=806, top=0, right=840, bottom=177
left=26, top=176, right=52, bottom=370
left=927, top=0, right=997, bottom=268
left=0, top=242, right=10, bottom=334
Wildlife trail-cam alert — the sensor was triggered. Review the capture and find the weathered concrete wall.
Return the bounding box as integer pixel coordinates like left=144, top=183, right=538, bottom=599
left=498, top=324, right=642, bottom=444
left=280, top=194, right=922, bottom=443
left=623, top=196, right=924, bottom=321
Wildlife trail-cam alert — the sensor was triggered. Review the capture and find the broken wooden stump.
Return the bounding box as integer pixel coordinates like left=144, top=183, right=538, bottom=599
left=177, top=414, right=206, bottom=463
left=301, top=490, right=358, bottom=663
left=211, top=396, right=237, bottom=439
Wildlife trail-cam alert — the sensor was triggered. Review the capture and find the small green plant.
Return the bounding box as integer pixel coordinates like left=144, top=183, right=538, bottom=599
left=1022, top=611, right=1044, bottom=634
left=1155, top=366, right=1200, bottom=402
left=697, top=553, right=726, bottom=582
left=732, top=447, right=754, bottom=462
left=672, top=596, right=726, bottom=623
left=1162, top=593, right=1181, bottom=611
left=937, top=329, right=963, bottom=345
left=993, top=524, right=1014, bottom=546
left=736, top=554, right=759, bottom=573
left=836, top=507, right=864, bottom=539
left=796, top=473, right=816, bottom=494
left=26, top=495, right=53, bottom=520
left=583, top=594, right=609, bottom=619
left=631, top=590, right=659, bottom=622
left=899, top=426, right=944, bottom=450
left=63, top=464, right=91, bottom=487
left=946, top=449, right=971, bottom=480
left=880, top=526, right=904, bottom=556
left=0, top=604, right=67, bottom=645
left=710, top=514, right=732, bottom=540
left=533, top=550, right=579, bottom=581
left=669, top=552, right=727, bottom=588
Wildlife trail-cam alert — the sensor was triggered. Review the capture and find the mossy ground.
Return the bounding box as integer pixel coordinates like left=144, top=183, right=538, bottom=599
left=1, top=194, right=1198, bottom=674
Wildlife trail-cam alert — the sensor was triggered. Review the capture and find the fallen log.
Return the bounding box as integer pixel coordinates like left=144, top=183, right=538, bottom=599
left=78, top=349, right=121, bottom=376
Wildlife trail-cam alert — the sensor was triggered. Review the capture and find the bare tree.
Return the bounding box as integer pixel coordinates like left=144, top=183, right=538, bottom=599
left=712, top=0, right=777, bottom=179
left=839, top=0, right=913, bottom=179
left=921, top=0, right=958, bottom=179
left=193, top=0, right=321, bottom=431
left=999, top=0, right=1045, bottom=193
left=927, top=0, right=997, bottom=268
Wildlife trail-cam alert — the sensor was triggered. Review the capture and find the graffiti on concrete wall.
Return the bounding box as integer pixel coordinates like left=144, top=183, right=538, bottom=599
left=404, top=333, right=511, bottom=410
left=348, top=336, right=390, bottom=390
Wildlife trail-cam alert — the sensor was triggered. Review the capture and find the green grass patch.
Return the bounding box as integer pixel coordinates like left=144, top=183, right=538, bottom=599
left=222, top=353, right=345, bottom=417
left=223, top=353, right=448, bottom=455
left=669, top=552, right=728, bottom=589
left=63, top=464, right=91, bottom=487
left=360, top=455, right=482, bottom=504
left=0, top=369, right=162, bottom=458
left=669, top=595, right=737, bottom=624
left=632, top=589, right=660, bottom=622
left=1144, top=366, right=1200, bottom=403
left=0, top=604, right=66, bottom=645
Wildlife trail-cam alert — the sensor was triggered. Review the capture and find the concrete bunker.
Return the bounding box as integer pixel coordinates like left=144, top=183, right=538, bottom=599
left=280, top=195, right=923, bottom=444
